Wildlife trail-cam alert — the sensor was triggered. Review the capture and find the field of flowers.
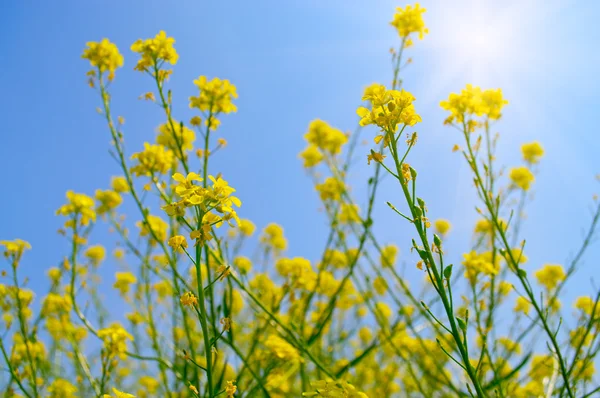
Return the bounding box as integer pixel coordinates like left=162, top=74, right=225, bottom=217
left=1, top=3, right=599, bottom=398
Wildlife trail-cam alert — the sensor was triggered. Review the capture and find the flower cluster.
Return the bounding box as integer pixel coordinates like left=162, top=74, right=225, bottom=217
left=56, top=191, right=97, bottom=227
left=357, top=84, right=421, bottom=133
left=189, top=76, right=238, bottom=129
left=390, top=3, right=428, bottom=40
left=81, top=39, right=124, bottom=80
left=156, top=122, right=196, bottom=152
left=509, top=166, right=535, bottom=191
left=131, top=30, right=179, bottom=72
left=130, top=143, right=175, bottom=177
left=98, top=323, right=134, bottom=360
left=440, top=84, right=508, bottom=125
left=300, top=120, right=348, bottom=169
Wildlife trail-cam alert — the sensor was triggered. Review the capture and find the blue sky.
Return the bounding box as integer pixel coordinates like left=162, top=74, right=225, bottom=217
left=1, top=0, right=599, bottom=331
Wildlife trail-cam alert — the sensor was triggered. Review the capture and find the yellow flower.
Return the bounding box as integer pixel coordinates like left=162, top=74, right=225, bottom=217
left=48, top=378, right=78, bottom=397
left=570, top=327, right=593, bottom=348
left=521, top=141, right=544, bottom=164
left=375, top=302, right=392, bottom=322
left=260, top=223, right=288, bottom=252
left=305, top=379, right=368, bottom=398
left=0, top=239, right=31, bottom=259
left=380, top=245, right=398, bottom=268
left=338, top=204, right=361, bottom=224
left=137, top=215, right=169, bottom=243
left=315, top=177, right=346, bottom=202
left=113, top=272, right=137, bottom=295
left=42, top=293, right=72, bottom=315
left=98, top=324, right=133, bottom=360
left=82, top=39, right=123, bottom=81
left=102, top=387, right=136, bottom=398
left=304, top=120, right=348, bottom=155
left=225, top=380, right=237, bottom=397
left=139, top=376, right=159, bottom=394
left=189, top=76, right=238, bottom=115
left=440, top=85, right=507, bottom=124
left=509, top=166, right=535, bottom=191
left=168, top=235, right=188, bottom=252
left=514, top=296, right=531, bottom=315
left=180, top=291, right=198, bottom=307
left=373, top=277, right=388, bottom=295
left=390, top=3, right=428, bottom=39
left=434, top=219, right=451, bottom=235
left=497, top=337, right=521, bottom=355
left=131, top=30, right=179, bottom=72
left=573, top=359, right=595, bottom=381
left=574, top=296, right=595, bottom=316
left=233, top=256, right=252, bottom=274
left=95, top=189, right=122, bottom=214
left=300, top=145, right=324, bottom=168
left=130, top=143, right=175, bottom=176
left=111, top=176, right=129, bottom=193
left=238, top=219, right=256, bottom=236
left=535, top=264, right=565, bottom=290
left=462, top=251, right=499, bottom=280
left=367, top=151, right=386, bottom=165
left=156, top=122, right=196, bottom=152
left=357, top=85, right=421, bottom=132
left=56, top=191, right=97, bottom=227
left=474, top=218, right=492, bottom=234
left=265, top=335, right=300, bottom=363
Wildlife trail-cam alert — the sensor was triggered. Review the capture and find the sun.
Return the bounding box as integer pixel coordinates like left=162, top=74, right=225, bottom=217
left=415, top=0, right=565, bottom=106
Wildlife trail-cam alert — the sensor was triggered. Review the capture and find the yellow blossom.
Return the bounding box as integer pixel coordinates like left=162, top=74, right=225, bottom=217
left=390, top=3, right=428, bottom=39
left=226, top=380, right=237, bottom=397
left=137, top=215, right=169, bottom=243
left=521, top=141, right=544, bottom=164
left=131, top=30, right=178, bottom=72
left=316, top=177, right=346, bottom=202
left=130, top=143, right=175, bottom=176
left=300, top=145, right=324, bottom=168
left=180, top=292, right=198, bottom=307
left=48, top=378, right=78, bottom=397
left=98, top=324, right=133, bottom=360
left=111, top=176, right=129, bottom=193
left=156, top=122, right=196, bottom=152
left=338, top=204, right=361, bottom=224
left=260, top=223, right=288, bottom=252
left=440, top=85, right=507, bottom=124
left=357, top=85, right=421, bottom=132
left=535, top=264, right=565, bottom=290
left=380, top=245, right=398, bottom=268
left=0, top=239, right=31, bottom=260
left=574, top=296, right=596, bottom=316
left=304, top=120, right=348, bottom=155
left=367, top=151, right=386, bottom=165
left=233, top=256, right=252, bottom=274
left=113, top=272, right=137, bottom=295
left=509, top=166, right=535, bottom=191
left=95, top=189, right=122, bottom=214
left=265, top=335, right=300, bottom=363
left=238, top=219, right=256, bottom=236
left=434, top=219, right=451, bottom=235
left=56, top=191, right=97, bottom=227
left=189, top=76, right=238, bottom=115
left=168, top=235, right=188, bottom=252
left=82, top=39, right=123, bottom=81
left=102, top=387, right=136, bottom=398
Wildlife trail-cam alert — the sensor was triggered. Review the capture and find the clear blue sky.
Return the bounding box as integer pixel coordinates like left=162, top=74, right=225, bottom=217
left=1, top=0, right=599, bottom=324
